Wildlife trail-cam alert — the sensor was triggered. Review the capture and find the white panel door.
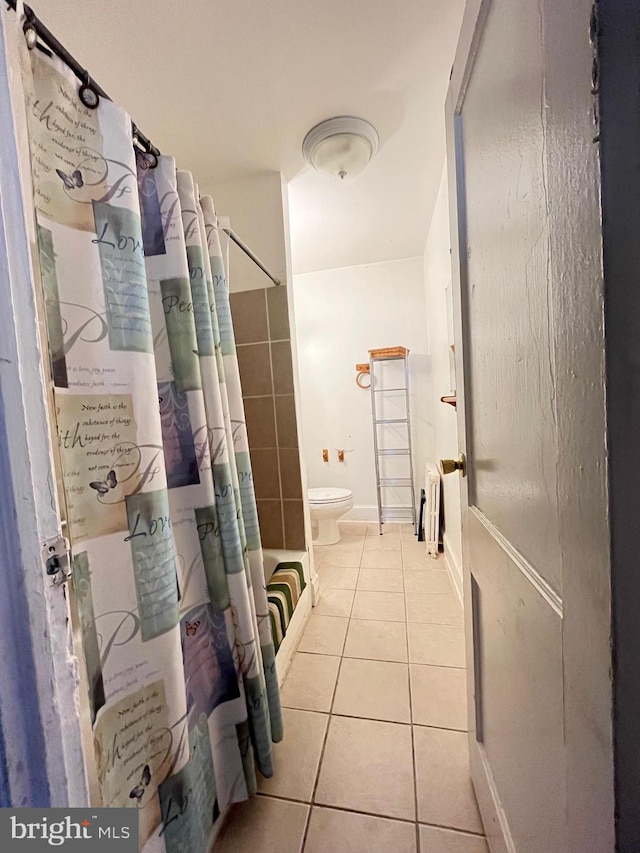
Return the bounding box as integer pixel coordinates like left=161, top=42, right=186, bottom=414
left=446, top=1, right=614, bottom=851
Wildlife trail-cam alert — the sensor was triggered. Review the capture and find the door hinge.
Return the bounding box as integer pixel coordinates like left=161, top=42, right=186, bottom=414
left=42, top=534, right=72, bottom=585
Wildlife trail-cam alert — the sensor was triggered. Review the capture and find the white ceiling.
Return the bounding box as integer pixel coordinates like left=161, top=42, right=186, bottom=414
left=29, top=0, right=465, bottom=274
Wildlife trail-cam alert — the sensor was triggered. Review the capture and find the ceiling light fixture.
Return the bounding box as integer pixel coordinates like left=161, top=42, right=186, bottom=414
left=302, top=116, right=379, bottom=180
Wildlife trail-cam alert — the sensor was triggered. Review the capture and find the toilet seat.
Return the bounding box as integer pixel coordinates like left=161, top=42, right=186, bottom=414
left=308, top=487, right=353, bottom=505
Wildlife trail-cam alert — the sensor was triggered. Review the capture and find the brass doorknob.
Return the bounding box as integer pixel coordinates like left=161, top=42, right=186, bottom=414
left=440, top=453, right=466, bottom=477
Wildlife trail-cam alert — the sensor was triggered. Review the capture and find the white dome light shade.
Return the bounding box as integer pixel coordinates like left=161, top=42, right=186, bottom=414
left=302, top=116, right=379, bottom=180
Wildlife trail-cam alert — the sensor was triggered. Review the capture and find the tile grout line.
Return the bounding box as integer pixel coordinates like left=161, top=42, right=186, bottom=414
left=263, top=287, right=287, bottom=549
left=237, top=336, right=291, bottom=347
left=402, top=542, right=421, bottom=852
left=339, top=541, right=365, bottom=653
left=316, top=535, right=413, bottom=835
left=303, top=531, right=368, bottom=850
left=257, top=790, right=488, bottom=838
left=300, top=647, right=465, bottom=671
left=401, top=542, right=408, bottom=623
left=402, top=535, right=412, bottom=668
left=279, top=703, right=467, bottom=734
left=300, top=532, right=364, bottom=851
left=299, top=597, right=351, bottom=852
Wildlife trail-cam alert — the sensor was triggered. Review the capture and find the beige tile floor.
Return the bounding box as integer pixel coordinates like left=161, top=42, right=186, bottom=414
left=215, top=523, right=488, bottom=853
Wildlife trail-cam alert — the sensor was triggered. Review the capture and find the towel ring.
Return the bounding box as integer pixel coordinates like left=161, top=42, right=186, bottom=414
left=356, top=371, right=371, bottom=390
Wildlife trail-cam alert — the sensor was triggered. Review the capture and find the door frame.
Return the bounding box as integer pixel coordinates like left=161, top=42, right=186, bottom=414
left=598, top=3, right=640, bottom=849
left=446, top=1, right=615, bottom=850
left=0, top=5, right=88, bottom=807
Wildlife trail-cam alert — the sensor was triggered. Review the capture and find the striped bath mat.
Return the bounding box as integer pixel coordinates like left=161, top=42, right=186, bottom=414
left=267, top=562, right=306, bottom=653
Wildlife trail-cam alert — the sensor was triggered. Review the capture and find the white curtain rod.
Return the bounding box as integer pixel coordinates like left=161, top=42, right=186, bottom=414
left=224, top=229, right=282, bottom=286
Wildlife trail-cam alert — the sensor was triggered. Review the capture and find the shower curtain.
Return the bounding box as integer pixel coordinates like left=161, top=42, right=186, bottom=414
left=20, top=39, right=281, bottom=853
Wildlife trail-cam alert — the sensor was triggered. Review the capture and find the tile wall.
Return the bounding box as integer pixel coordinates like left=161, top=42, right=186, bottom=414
left=231, top=285, right=306, bottom=550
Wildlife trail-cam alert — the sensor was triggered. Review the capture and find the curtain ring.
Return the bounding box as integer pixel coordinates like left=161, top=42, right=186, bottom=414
left=23, top=24, right=37, bottom=50
left=132, top=125, right=159, bottom=169
left=79, top=73, right=100, bottom=109
left=136, top=148, right=159, bottom=171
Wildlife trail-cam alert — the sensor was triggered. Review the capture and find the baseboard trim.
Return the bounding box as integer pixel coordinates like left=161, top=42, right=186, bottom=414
left=343, top=506, right=379, bottom=523
left=470, top=741, right=515, bottom=853
left=443, top=533, right=463, bottom=605
left=343, top=507, right=416, bottom=524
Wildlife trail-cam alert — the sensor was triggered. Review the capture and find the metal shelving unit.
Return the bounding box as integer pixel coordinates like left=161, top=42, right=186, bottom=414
left=369, top=348, right=417, bottom=535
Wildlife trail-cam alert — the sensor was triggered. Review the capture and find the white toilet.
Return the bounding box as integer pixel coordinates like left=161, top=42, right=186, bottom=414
left=308, top=487, right=354, bottom=545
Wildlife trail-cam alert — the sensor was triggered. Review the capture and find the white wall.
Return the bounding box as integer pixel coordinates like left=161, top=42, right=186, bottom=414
left=423, top=165, right=462, bottom=581
left=281, top=181, right=320, bottom=597
left=204, top=171, right=288, bottom=292
left=292, top=257, right=432, bottom=521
